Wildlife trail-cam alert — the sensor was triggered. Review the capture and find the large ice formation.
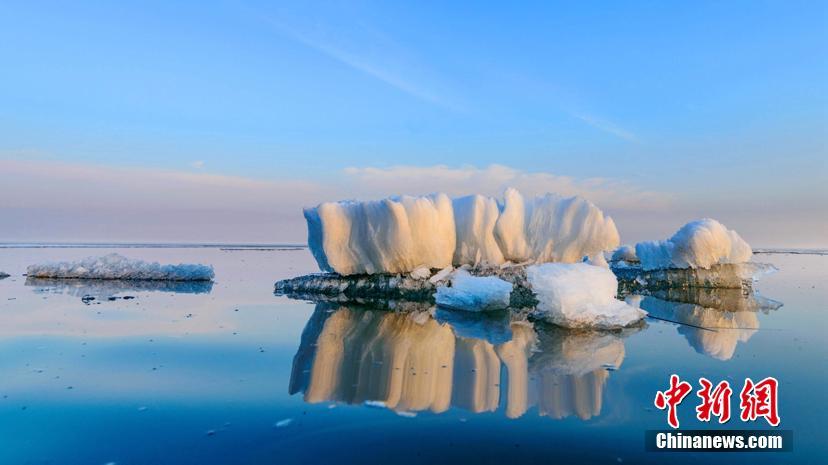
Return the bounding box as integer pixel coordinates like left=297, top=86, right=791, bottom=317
left=304, top=189, right=620, bottom=275
left=635, top=219, right=752, bottom=271
left=494, top=188, right=619, bottom=264
left=435, top=269, right=513, bottom=312
left=526, top=263, right=645, bottom=329
left=26, top=254, right=214, bottom=281
left=304, top=193, right=456, bottom=275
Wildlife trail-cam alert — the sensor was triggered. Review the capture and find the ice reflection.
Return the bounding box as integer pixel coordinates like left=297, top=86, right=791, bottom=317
left=289, top=302, right=636, bottom=420
left=25, top=277, right=214, bottom=298
left=632, top=289, right=782, bottom=361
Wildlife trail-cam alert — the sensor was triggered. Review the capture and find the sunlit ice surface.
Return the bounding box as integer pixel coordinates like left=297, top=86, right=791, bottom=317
left=0, top=246, right=825, bottom=464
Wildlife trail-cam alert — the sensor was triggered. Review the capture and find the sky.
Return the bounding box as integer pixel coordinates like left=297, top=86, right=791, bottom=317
left=0, top=1, right=826, bottom=247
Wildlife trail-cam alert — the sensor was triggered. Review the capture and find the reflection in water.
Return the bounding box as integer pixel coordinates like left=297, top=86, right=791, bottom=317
left=25, top=277, right=214, bottom=297
left=289, top=302, right=635, bottom=420
left=632, top=289, right=781, bottom=361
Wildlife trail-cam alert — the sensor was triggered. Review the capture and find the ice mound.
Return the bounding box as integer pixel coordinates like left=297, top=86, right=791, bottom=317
left=305, top=189, right=620, bottom=275
left=636, top=219, right=752, bottom=271
left=435, top=269, right=513, bottom=312
left=495, top=188, right=620, bottom=264
left=526, top=263, right=645, bottom=328
left=611, top=245, right=638, bottom=263
left=26, top=254, right=214, bottom=281
left=452, top=195, right=505, bottom=265
left=304, top=193, right=456, bottom=275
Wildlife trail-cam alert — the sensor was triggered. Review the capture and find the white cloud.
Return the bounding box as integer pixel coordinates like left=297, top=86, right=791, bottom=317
left=190, top=160, right=205, bottom=169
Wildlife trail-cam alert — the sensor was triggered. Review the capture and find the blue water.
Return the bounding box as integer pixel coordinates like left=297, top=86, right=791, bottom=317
left=0, top=247, right=824, bottom=464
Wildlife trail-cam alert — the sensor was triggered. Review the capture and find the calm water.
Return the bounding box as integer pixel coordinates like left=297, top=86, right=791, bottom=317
left=0, top=247, right=824, bottom=464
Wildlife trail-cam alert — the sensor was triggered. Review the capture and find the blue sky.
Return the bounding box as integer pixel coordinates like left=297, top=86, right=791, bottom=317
left=1, top=1, right=826, bottom=246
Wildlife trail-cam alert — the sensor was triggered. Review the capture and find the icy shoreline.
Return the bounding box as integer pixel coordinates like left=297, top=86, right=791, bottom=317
left=26, top=254, right=215, bottom=281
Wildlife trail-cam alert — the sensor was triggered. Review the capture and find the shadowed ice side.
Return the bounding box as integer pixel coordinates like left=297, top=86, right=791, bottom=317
left=288, top=301, right=639, bottom=420
left=25, top=277, right=214, bottom=299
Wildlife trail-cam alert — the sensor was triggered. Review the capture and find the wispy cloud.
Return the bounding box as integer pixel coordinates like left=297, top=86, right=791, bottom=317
left=573, top=113, right=638, bottom=142
left=258, top=14, right=461, bottom=111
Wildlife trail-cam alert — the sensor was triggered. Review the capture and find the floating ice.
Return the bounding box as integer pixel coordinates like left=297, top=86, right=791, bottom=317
left=494, top=188, right=620, bottom=264
left=611, top=245, right=638, bottom=263
left=304, top=189, right=620, bottom=275
left=0, top=271, right=9, bottom=279
left=526, top=263, right=645, bottom=329
left=635, top=219, right=752, bottom=271
left=26, top=254, right=214, bottom=281
left=435, top=269, right=513, bottom=312
left=304, top=193, right=456, bottom=275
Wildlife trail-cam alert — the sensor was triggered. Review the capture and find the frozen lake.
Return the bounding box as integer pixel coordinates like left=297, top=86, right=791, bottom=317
left=0, top=246, right=824, bottom=464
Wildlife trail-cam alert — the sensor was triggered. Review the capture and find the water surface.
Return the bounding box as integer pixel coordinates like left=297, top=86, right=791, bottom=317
left=0, top=247, right=824, bottom=464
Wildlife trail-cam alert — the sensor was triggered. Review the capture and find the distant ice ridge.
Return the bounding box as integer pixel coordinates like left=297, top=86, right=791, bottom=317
left=526, top=263, right=645, bottom=329
left=26, top=253, right=214, bottom=281
left=305, top=189, right=620, bottom=276
left=435, top=269, right=513, bottom=312
left=635, top=219, right=752, bottom=271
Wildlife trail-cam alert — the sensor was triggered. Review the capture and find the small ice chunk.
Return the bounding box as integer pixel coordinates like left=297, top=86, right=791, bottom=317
left=636, top=219, right=752, bottom=271
left=435, top=270, right=513, bottom=312
left=409, top=266, right=432, bottom=280
left=428, top=265, right=454, bottom=284
left=363, top=400, right=387, bottom=408
left=526, top=263, right=645, bottom=329
left=585, top=253, right=609, bottom=268
left=611, top=245, right=638, bottom=263
left=274, top=418, right=293, bottom=428
left=396, top=411, right=417, bottom=418
left=25, top=254, right=214, bottom=281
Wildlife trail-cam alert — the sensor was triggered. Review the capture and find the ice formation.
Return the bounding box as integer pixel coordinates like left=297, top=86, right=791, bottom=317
left=26, top=254, right=214, bottom=281
left=452, top=195, right=505, bottom=266
left=435, top=269, right=513, bottom=312
left=494, top=188, right=619, bottom=264
left=635, top=219, right=752, bottom=271
left=304, top=193, right=456, bottom=275
left=305, top=189, right=620, bottom=275
left=611, top=245, right=638, bottom=263
left=526, top=263, right=645, bottom=329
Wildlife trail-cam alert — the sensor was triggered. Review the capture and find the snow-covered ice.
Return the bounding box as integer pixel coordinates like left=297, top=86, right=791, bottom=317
left=635, top=219, right=752, bottom=271
left=304, top=189, right=620, bottom=275
left=452, top=195, right=505, bottom=266
left=494, top=188, right=619, bottom=264
left=304, top=193, right=456, bottom=275
left=526, top=263, right=645, bottom=328
left=611, top=245, right=638, bottom=263
left=435, top=269, right=513, bottom=312
left=26, top=253, right=214, bottom=281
